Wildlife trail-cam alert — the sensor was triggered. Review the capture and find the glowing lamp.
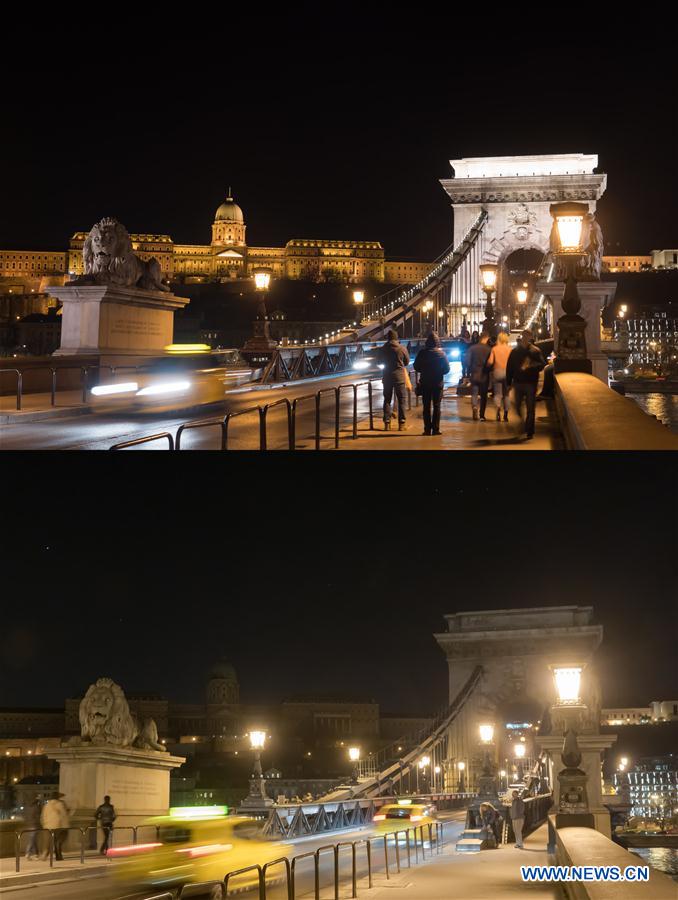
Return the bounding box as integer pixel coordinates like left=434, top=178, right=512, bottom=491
left=249, top=731, right=266, bottom=750
left=620, top=757, right=629, bottom=768
left=516, top=289, right=528, bottom=304
left=461, top=307, right=468, bottom=316
left=434, top=765, right=441, bottom=774
left=480, top=264, right=498, bottom=292
left=551, top=665, right=584, bottom=705
left=253, top=269, right=272, bottom=292
left=353, top=290, right=365, bottom=305
left=620, top=305, right=628, bottom=313
left=438, top=310, right=444, bottom=318
left=499, top=770, right=507, bottom=778
left=514, top=743, right=526, bottom=759
left=348, top=747, right=360, bottom=762
left=479, top=723, right=494, bottom=744
left=457, top=761, right=465, bottom=771
left=550, top=202, right=589, bottom=253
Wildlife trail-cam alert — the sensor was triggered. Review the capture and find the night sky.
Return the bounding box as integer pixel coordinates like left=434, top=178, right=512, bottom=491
left=2, top=455, right=676, bottom=714
left=3, top=36, right=676, bottom=259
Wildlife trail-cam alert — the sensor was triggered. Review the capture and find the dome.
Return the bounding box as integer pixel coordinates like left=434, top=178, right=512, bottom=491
left=208, top=659, right=238, bottom=682
left=214, top=193, right=244, bottom=224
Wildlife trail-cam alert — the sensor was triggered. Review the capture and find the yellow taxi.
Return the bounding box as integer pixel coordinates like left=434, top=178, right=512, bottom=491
left=109, top=806, right=291, bottom=896
left=372, top=798, right=438, bottom=836
left=90, top=347, right=261, bottom=414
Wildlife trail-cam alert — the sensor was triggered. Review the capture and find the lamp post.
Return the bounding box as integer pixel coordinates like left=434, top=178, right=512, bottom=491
left=434, top=765, right=441, bottom=793
left=549, top=663, right=591, bottom=817
left=479, top=264, right=498, bottom=338
left=348, top=746, right=360, bottom=783
left=243, top=268, right=277, bottom=356
left=514, top=742, right=526, bottom=784
left=550, top=202, right=592, bottom=374
left=457, top=761, right=466, bottom=793
left=241, top=730, right=274, bottom=808
left=477, top=723, right=499, bottom=802
left=461, top=306, right=469, bottom=337
left=418, top=755, right=430, bottom=794
left=516, top=287, right=528, bottom=328
left=353, top=290, right=365, bottom=325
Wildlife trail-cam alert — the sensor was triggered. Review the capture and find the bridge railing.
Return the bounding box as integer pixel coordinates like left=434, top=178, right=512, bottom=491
left=132, top=821, right=446, bottom=900
left=109, top=378, right=415, bottom=451
left=0, top=363, right=155, bottom=411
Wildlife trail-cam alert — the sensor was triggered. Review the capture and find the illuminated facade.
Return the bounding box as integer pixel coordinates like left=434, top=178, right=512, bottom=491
left=1, top=193, right=432, bottom=293
left=614, top=755, right=678, bottom=818
left=602, top=255, right=652, bottom=273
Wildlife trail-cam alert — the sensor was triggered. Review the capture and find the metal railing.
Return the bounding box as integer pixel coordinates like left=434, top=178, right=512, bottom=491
left=12, top=823, right=158, bottom=871
left=133, top=821, right=445, bottom=900
left=109, top=379, right=407, bottom=451
left=0, top=363, right=153, bottom=412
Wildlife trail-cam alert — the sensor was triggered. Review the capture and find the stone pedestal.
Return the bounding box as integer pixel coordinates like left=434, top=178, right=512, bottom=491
left=538, top=733, right=617, bottom=838
left=47, top=744, right=185, bottom=831
left=49, top=284, right=190, bottom=359
left=538, top=280, right=617, bottom=384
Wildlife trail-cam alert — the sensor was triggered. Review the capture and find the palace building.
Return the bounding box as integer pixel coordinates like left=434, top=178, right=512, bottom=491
left=0, top=193, right=432, bottom=295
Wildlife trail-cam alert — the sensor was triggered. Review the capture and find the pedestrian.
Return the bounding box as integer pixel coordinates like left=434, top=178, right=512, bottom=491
left=41, top=792, right=70, bottom=860
left=479, top=802, right=502, bottom=844
left=510, top=790, right=526, bottom=849
left=95, top=794, right=116, bottom=855
left=24, top=797, right=42, bottom=860
left=462, top=330, right=478, bottom=380
left=377, top=329, right=410, bottom=431
left=487, top=331, right=512, bottom=422
left=467, top=330, right=492, bottom=421
left=414, top=332, right=450, bottom=436
left=506, top=329, right=546, bottom=440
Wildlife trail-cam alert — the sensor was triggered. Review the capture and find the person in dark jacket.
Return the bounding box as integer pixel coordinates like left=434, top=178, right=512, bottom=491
left=414, top=332, right=450, bottom=435
left=462, top=330, right=479, bottom=379
left=467, top=330, right=492, bottom=421
left=24, top=798, right=42, bottom=860
left=510, top=791, right=526, bottom=848
left=377, top=329, right=410, bottom=431
left=95, top=795, right=116, bottom=855
left=506, top=330, right=546, bottom=440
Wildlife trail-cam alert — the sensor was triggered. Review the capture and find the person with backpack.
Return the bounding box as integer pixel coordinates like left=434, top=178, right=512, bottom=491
left=506, top=330, right=546, bottom=440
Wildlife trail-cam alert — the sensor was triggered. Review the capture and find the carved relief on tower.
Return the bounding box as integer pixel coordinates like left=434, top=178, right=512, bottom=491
left=507, top=203, right=538, bottom=242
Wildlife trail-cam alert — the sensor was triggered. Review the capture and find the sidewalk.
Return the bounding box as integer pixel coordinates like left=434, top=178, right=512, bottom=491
left=0, top=389, right=91, bottom=424
left=366, top=824, right=562, bottom=900
left=339, top=392, right=564, bottom=451
left=0, top=853, right=112, bottom=891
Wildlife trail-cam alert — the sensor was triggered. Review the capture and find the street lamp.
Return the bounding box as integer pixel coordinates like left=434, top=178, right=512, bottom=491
left=241, top=730, right=273, bottom=808
left=461, top=306, right=469, bottom=334
left=434, top=765, right=441, bottom=792
left=479, top=264, right=498, bottom=338
left=516, top=287, right=528, bottom=328
left=353, top=290, right=364, bottom=324
left=514, top=742, right=526, bottom=783
left=550, top=663, right=590, bottom=816
left=550, top=202, right=591, bottom=374
left=457, top=760, right=466, bottom=793
left=244, top=267, right=276, bottom=354
left=348, top=746, right=360, bottom=782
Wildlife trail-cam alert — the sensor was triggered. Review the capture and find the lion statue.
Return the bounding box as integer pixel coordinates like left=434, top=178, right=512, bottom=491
left=79, top=677, right=166, bottom=751
left=70, top=218, right=169, bottom=292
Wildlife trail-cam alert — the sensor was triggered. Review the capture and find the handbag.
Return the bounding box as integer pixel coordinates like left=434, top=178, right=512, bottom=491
left=404, top=369, right=413, bottom=391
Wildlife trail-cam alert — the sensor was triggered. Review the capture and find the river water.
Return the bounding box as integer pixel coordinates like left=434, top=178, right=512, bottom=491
left=627, top=846, right=678, bottom=880
left=625, top=392, right=678, bottom=434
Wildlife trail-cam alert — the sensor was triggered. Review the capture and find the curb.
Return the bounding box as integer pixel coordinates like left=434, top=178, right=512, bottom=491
left=0, top=863, right=110, bottom=891
left=0, top=406, right=93, bottom=425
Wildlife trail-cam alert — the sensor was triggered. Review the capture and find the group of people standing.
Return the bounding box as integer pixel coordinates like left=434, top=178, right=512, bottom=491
left=22, top=792, right=116, bottom=861
left=376, top=327, right=546, bottom=440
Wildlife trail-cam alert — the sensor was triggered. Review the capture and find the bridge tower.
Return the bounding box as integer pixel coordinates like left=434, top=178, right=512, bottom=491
left=440, top=155, right=607, bottom=319
left=434, top=606, right=603, bottom=794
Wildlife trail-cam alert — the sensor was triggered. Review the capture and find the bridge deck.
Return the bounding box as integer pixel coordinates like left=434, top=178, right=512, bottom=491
left=368, top=823, right=562, bottom=899
left=338, top=393, right=564, bottom=451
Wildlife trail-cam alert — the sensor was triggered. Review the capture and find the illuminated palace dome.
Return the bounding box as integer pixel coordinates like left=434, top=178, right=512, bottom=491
left=206, top=659, right=240, bottom=705
left=212, top=190, right=246, bottom=249
left=215, top=191, right=244, bottom=224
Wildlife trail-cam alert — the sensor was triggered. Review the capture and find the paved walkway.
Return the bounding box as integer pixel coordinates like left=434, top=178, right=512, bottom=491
left=366, top=824, right=562, bottom=899
left=338, top=391, right=564, bottom=451
left=0, top=852, right=111, bottom=890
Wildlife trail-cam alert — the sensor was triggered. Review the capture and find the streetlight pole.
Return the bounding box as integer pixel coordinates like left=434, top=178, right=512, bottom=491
left=479, top=265, right=498, bottom=338
left=550, top=203, right=592, bottom=375
left=240, top=730, right=274, bottom=809
left=243, top=268, right=277, bottom=357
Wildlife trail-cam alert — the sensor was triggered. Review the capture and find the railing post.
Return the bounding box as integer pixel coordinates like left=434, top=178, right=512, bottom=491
left=80, top=828, right=85, bottom=864
left=352, top=384, right=358, bottom=439
left=315, top=392, right=321, bottom=451
left=259, top=407, right=267, bottom=451
left=50, top=368, right=56, bottom=406
left=314, top=849, right=321, bottom=900
left=17, top=371, right=22, bottom=411
left=351, top=842, right=357, bottom=899
left=290, top=400, right=297, bottom=451
left=81, top=367, right=88, bottom=403
left=15, top=831, right=20, bottom=873
left=366, top=839, right=373, bottom=888
left=406, top=828, right=411, bottom=867
left=333, top=845, right=339, bottom=900
left=334, top=387, right=340, bottom=449
left=287, top=399, right=294, bottom=450
left=368, top=381, right=374, bottom=430
left=394, top=832, right=401, bottom=873
left=383, top=833, right=389, bottom=879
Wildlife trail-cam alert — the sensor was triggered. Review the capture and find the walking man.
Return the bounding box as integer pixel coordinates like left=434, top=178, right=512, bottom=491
left=95, top=795, right=116, bottom=855
left=41, top=792, right=70, bottom=860
left=24, top=797, right=42, bottom=860
left=511, top=790, right=526, bottom=849
left=467, top=330, right=492, bottom=421
left=506, top=329, right=546, bottom=440
left=377, top=329, right=410, bottom=431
